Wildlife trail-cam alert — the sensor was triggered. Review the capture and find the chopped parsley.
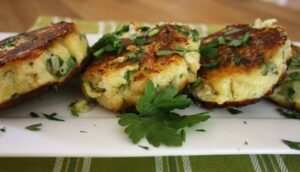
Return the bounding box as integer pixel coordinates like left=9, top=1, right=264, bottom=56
left=42, top=113, right=65, bottom=122
left=282, top=139, right=300, bottom=150
left=138, top=145, right=149, bottom=150
left=148, top=28, right=160, bottom=37
left=228, top=32, right=250, bottom=47
left=115, top=24, right=129, bottom=35
left=227, top=107, right=242, bottom=115
left=286, top=87, right=295, bottom=103
left=289, top=72, right=300, bottom=81
left=0, top=127, right=6, bottom=133
left=134, top=36, right=148, bottom=46
left=276, top=108, right=300, bottom=119
left=80, top=131, right=88, bottom=133
left=191, top=29, right=200, bottom=42
left=30, top=112, right=39, bottom=118
left=138, top=26, right=150, bottom=32
left=118, top=80, right=210, bottom=147
left=191, top=77, right=202, bottom=89
left=200, top=46, right=218, bottom=58
left=224, top=28, right=242, bottom=36
left=156, top=46, right=198, bottom=57
left=25, top=123, right=42, bottom=131
left=217, top=36, right=226, bottom=45
left=196, top=129, right=206, bottom=132
left=92, top=32, right=123, bottom=58
left=261, top=62, right=278, bottom=75
left=6, top=38, right=15, bottom=47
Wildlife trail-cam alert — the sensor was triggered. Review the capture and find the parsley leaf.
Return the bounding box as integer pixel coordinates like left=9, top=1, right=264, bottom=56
left=135, top=36, right=148, bottom=46
left=25, top=123, right=42, bottom=131
left=42, top=113, right=65, bottom=122
left=191, top=77, right=202, bottom=89
left=276, top=108, right=300, bottom=119
left=30, top=112, right=39, bottom=118
left=0, top=127, right=6, bottom=133
left=92, top=33, right=123, bottom=58
left=286, top=87, right=295, bottom=103
left=282, top=139, right=300, bottom=150
left=191, top=29, right=200, bottom=42
left=289, top=72, right=300, bottom=81
left=136, top=80, right=192, bottom=116
left=118, top=80, right=210, bottom=147
left=227, top=107, right=242, bottom=114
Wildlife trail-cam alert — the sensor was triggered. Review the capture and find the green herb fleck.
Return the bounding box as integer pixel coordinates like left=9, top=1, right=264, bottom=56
left=148, top=28, right=160, bottom=37
left=118, top=80, right=210, bottom=147
left=276, top=108, right=300, bottom=119
left=115, top=24, right=129, bottom=35
left=191, top=29, right=200, bottom=42
left=138, top=145, right=149, bottom=150
left=217, top=36, right=226, bottom=44
left=30, top=112, right=39, bottom=118
left=282, top=139, right=300, bottom=150
left=191, top=77, right=202, bottom=89
left=227, top=107, right=242, bottom=115
left=80, top=131, right=88, bottom=133
left=0, top=127, right=6, bottom=133
left=196, top=129, right=206, bottom=132
left=261, top=62, right=277, bottom=75
left=135, top=36, right=148, bottom=46
left=25, top=123, right=42, bottom=131
left=289, top=72, right=300, bottom=81
left=42, top=113, right=65, bottom=122
left=224, top=28, right=242, bottom=36
left=286, top=87, right=295, bottom=103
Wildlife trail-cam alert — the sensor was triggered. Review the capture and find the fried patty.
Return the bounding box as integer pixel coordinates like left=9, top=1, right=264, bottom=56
left=191, top=19, right=292, bottom=108
left=82, top=23, right=200, bottom=112
left=0, top=22, right=89, bottom=110
left=268, top=45, right=300, bottom=111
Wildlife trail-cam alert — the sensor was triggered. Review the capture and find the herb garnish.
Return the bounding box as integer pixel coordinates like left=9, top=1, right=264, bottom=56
left=289, top=72, right=300, bottom=81
left=201, top=57, right=222, bottom=69
left=227, top=107, right=242, bottom=115
left=228, top=32, right=250, bottom=47
left=115, top=24, right=129, bottom=35
left=282, top=139, right=300, bottom=150
left=224, top=28, right=242, bottom=36
left=156, top=46, right=198, bottom=57
left=196, top=129, right=206, bottom=132
left=138, top=145, right=149, bottom=150
left=286, top=87, right=295, bottom=103
left=148, top=28, right=160, bottom=37
left=92, top=32, right=123, bottom=58
left=276, top=108, right=300, bottom=119
left=25, top=123, right=42, bottom=131
left=191, top=29, right=200, bottom=42
left=42, top=113, right=65, bottom=122
left=191, top=77, right=202, bottom=89
left=118, top=80, right=210, bottom=147
left=30, top=112, right=39, bottom=118
left=261, top=62, right=278, bottom=75
left=135, top=36, right=148, bottom=46
left=0, top=127, right=6, bottom=133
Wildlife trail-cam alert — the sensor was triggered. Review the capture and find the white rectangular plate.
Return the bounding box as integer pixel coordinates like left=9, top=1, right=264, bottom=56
left=0, top=33, right=299, bottom=157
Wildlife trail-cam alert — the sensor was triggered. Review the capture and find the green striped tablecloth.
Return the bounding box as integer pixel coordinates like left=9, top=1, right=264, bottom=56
left=0, top=16, right=299, bottom=172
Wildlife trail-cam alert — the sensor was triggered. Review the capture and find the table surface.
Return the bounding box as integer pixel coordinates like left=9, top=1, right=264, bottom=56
left=0, top=0, right=299, bottom=40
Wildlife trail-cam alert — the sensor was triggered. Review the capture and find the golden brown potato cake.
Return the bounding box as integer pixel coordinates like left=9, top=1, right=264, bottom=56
left=191, top=19, right=292, bottom=108
left=268, top=45, right=300, bottom=112
left=0, top=22, right=89, bottom=110
left=82, top=23, right=201, bottom=112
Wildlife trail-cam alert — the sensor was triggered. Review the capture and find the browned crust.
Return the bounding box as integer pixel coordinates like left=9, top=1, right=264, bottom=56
left=200, top=24, right=288, bottom=79
left=0, top=54, right=90, bottom=110
left=83, top=24, right=189, bottom=83
left=194, top=70, right=287, bottom=109
left=0, top=22, right=77, bottom=67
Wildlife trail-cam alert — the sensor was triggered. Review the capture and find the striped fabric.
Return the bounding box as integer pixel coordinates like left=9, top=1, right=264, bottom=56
left=0, top=16, right=299, bottom=172
left=0, top=155, right=299, bottom=172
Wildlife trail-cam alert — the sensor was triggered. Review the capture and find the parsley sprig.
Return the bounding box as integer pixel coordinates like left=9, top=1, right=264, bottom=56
left=118, top=80, right=210, bottom=147
left=156, top=46, right=198, bottom=57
